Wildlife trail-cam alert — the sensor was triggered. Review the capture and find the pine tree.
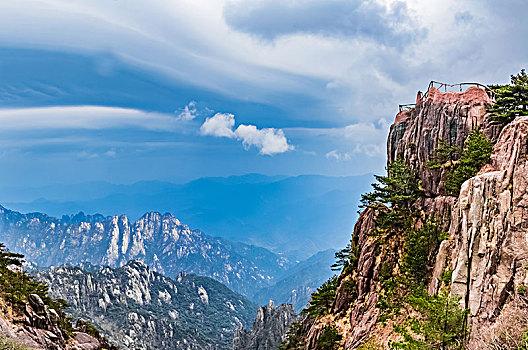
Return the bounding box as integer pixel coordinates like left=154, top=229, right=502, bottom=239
left=306, top=276, right=338, bottom=317
left=489, top=69, right=528, bottom=124
left=331, top=243, right=358, bottom=271
left=316, top=327, right=342, bottom=350
left=425, top=140, right=461, bottom=170
left=361, top=159, right=423, bottom=212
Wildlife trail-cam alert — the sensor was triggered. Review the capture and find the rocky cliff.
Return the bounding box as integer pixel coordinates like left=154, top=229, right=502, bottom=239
left=232, top=301, right=297, bottom=350
left=283, top=84, right=528, bottom=349
left=0, top=293, right=114, bottom=350
left=35, top=260, right=258, bottom=350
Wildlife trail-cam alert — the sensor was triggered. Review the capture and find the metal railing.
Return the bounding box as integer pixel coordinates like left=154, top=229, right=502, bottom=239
left=398, top=81, right=495, bottom=113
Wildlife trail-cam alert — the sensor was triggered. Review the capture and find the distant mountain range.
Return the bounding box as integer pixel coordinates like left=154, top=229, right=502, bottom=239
left=35, top=261, right=258, bottom=350
left=0, top=205, right=334, bottom=308
left=252, top=249, right=336, bottom=311
left=0, top=174, right=372, bottom=257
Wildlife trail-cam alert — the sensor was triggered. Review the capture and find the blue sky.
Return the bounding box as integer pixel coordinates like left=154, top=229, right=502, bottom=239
left=0, top=0, right=526, bottom=187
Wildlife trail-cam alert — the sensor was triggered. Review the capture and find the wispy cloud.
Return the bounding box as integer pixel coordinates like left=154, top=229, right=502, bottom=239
left=0, top=106, right=181, bottom=131
left=176, top=101, right=198, bottom=121
left=326, top=149, right=350, bottom=161
left=200, top=112, right=293, bottom=155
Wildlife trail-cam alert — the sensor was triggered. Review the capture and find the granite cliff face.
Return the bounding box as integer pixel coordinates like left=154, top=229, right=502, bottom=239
left=388, top=87, right=500, bottom=196
left=435, top=115, right=528, bottom=346
left=35, top=260, right=258, bottom=350
left=232, top=301, right=297, bottom=350
left=0, top=293, right=112, bottom=350
left=0, top=209, right=292, bottom=297
left=290, top=85, right=528, bottom=348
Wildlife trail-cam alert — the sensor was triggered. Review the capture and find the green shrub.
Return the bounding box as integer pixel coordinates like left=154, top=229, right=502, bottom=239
left=391, top=290, right=469, bottom=350
left=425, top=140, right=461, bottom=170
left=317, top=326, right=342, bottom=350
left=441, top=268, right=453, bottom=286
left=358, top=338, right=385, bottom=350
left=518, top=285, right=527, bottom=296
left=442, top=128, right=493, bottom=196
left=402, top=219, right=446, bottom=286
left=0, top=337, right=35, bottom=350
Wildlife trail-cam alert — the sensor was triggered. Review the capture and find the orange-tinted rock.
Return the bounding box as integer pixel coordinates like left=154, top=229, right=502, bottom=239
left=388, top=86, right=500, bottom=196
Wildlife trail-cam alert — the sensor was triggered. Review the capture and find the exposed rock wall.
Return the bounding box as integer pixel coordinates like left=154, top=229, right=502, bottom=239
left=232, top=301, right=297, bottom=350
left=428, top=116, right=528, bottom=346
left=0, top=294, right=106, bottom=350
left=294, top=86, right=528, bottom=349
left=388, top=87, right=500, bottom=196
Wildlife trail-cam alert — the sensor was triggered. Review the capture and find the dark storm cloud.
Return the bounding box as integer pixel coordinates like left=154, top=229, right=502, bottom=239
left=223, top=0, right=425, bottom=48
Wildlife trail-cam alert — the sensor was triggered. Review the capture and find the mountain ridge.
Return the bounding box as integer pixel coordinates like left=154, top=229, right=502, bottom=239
left=0, top=204, right=334, bottom=309
left=0, top=174, right=373, bottom=256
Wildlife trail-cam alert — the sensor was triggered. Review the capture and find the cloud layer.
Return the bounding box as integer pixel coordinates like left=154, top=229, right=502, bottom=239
left=224, top=0, right=422, bottom=47
left=200, top=112, right=293, bottom=155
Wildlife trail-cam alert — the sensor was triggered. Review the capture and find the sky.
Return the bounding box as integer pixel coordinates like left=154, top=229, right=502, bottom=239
left=0, top=0, right=526, bottom=187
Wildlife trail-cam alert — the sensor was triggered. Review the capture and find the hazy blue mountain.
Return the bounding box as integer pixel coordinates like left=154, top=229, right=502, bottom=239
left=1, top=174, right=372, bottom=256
left=252, top=249, right=336, bottom=311
left=0, top=205, right=337, bottom=308
left=0, top=206, right=293, bottom=297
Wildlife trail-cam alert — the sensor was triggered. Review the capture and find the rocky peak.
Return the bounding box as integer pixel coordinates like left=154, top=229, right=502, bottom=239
left=388, top=86, right=501, bottom=196
left=232, top=302, right=297, bottom=350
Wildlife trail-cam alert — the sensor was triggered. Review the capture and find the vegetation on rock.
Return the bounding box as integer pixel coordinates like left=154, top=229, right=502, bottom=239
left=391, top=291, right=468, bottom=350
left=489, top=69, right=528, bottom=124
left=316, top=326, right=342, bottom=350
left=426, top=128, right=493, bottom=196
left=305, top=275, right=338, bottom=318
left=0, top=337, right=34, bottom=350
left=0, top=243, right=74, bottom=338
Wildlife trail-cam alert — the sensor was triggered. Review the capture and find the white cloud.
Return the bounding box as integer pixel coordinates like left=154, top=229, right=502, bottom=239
left=200, top=112, right=293, bottom=155
left=325, top=149, right=351, bottom=161
left=234, top=124, right=293, bottom=155
left=176, top=101, right=198, bottom=121
left=0, top=106, right=181, bottom=131
left=200, top=113, right=236, bottom=138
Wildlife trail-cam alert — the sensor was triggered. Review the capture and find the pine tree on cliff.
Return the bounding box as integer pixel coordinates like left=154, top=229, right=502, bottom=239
left=305, top=275, right=338, bottom=317
left=360, top=159, right=423, bottom=230
left=489, top=69, right=528, bottom=124
left=361, top=159, right=423, bottom=211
